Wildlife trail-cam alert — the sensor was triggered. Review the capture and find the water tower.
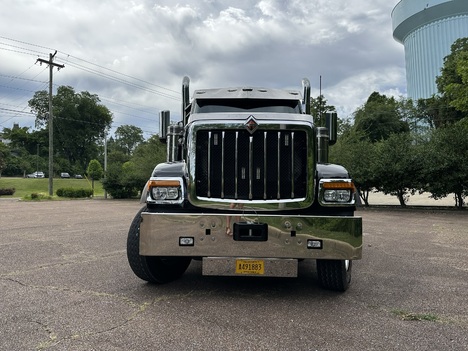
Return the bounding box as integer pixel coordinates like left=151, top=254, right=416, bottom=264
left=392, top=0, right=468, bottom=100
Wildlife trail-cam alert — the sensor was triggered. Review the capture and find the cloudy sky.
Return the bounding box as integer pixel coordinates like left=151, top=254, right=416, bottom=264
left=0, top=0, right=405, bottom=138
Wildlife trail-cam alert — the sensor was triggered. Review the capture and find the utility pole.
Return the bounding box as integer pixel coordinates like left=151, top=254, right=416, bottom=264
left=36, top=51, right=65, bottom=196
left=104, top=130, right=108, bottom=199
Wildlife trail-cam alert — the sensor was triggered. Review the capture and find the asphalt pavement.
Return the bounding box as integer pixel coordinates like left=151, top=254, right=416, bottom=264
left=0, top=199, right=467, bottom=350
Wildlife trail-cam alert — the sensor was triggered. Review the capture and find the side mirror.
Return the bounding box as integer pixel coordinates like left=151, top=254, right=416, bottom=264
left=325, top=112, right=337, bottom=146
left=159, top=110, right=170, bottom=143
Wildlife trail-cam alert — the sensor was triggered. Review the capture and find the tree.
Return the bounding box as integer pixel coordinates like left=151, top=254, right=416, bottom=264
left=102, top=162, right=139, bottom=199
left=420, top=118, right=468, bottom=208
left=437, top=37, right=468, bottom=114
left=397, top=97, right=428, bottom=134
left=28, top=86, right=113, bottom=173
left=114, top=125, right=144, bottom=155
left=87, top=159, right=104, bottom=195
left=29, top=90, right=49, bottom=129
left=373, top=132, right=423, bottom=207
left=2, top=125, right=30, bottom=149
left=416, top=95, right=463, bottom=129
left=0, top=126, right=51, bottom=176
left=0, top=142, right=9, bottom=177
left=333, top=93, right=414, bottom=205
left=310, top=95, right=336, bottom=127
left=354, top=92, right=410, bottom=142
left=102, top=135, right=166, bottom=199
left=123, top=135, right=167, bottom=187
left=415, top=39, right=468, bottom=131
left=330, top=130, right=378, bottom=206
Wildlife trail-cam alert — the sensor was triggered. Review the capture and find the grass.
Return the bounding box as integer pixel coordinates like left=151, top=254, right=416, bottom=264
left=0, top=176, right=104, bottom=199
left=391, top=309, right=439, bottom=322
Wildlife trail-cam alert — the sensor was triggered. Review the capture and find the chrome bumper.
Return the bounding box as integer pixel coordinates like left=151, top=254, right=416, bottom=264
left=139, top=212, right=362, bottom=260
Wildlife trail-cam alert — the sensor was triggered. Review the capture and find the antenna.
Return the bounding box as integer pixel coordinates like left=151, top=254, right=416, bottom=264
left=319, top=75, right=322, bottom=97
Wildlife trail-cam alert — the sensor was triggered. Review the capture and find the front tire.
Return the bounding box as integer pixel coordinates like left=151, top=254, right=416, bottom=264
left=316, top=259, right=352, bottom=292
left=127, top=207, right=191, bottom=283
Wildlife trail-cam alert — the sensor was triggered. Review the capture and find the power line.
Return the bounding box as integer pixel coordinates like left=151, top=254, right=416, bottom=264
left=0, top=47, right=46, bottom=57
left=0, top=36, right=179, bottom=136
left=0, top=74, right=47, bottom=84
left=1, top=36, right=181, bottom=101
left=56, top=51, right=180, bottom=95
left=0, top=35, right=54, bottom=52
left=0, top=107, right=35, bottom=115
left=0, top=84, right=38, bottom=94
left=99, top=96, right=155, bottom=116
left=0, top=65, right=48, bottom=109
left=63, top=60, right=180, bottom=101
left=0, top=42, right=47, bottom=57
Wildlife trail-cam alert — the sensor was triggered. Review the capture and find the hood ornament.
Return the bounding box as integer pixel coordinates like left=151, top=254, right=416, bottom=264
left=245, top=115, right=258, bottom=134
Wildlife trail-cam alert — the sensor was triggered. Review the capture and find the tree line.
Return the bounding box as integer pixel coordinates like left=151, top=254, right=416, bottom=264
left=329, top=38, right=468, bottom=208
left=1, top=38, right=467, bottom=206
left=0, top=85, right=167, bottom=198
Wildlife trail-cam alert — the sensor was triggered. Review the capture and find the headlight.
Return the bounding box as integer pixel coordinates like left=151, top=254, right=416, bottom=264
left=323, top=189, right=351, bottom=202
left=152, top=187, right=180, bottom=200
left=319, top=179, right=355, bottom=206
left=147, top=179, right=183, bottom=204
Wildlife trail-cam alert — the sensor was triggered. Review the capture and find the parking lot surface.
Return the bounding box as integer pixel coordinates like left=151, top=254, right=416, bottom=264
left=1, top=199, right=467, bottom=350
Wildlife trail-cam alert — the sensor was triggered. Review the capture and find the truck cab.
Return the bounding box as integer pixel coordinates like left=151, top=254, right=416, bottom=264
left=127, top=77, right=362, bottom=291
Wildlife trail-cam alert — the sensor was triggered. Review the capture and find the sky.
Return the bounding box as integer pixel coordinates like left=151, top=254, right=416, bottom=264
left=0, top=0, right=406, bottom=138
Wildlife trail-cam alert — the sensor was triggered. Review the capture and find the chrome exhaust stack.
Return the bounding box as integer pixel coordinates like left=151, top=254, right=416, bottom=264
left=317, top=112, right=338, bottom=163
left=302, top=78, right=311, bottom=115
left=182, top=76, right=190, bottom=125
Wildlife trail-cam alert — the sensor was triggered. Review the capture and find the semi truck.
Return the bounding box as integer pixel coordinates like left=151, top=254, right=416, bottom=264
left=127, top=77, right=362, bottom=291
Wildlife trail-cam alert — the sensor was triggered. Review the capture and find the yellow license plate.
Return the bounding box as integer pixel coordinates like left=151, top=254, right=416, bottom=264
left=235, top=259, right=265, bottom=275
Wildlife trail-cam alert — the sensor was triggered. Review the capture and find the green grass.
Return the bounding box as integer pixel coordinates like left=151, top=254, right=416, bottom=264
left=391, top=309, right=439, bottom=322
left=0, top=177, right=104, bottom=199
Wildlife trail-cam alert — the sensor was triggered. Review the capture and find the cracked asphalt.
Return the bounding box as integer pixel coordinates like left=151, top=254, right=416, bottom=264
left=1, top=199, right=467, bottom=350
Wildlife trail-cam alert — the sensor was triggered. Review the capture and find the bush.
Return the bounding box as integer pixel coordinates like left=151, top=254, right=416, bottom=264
left=56, top=188, right=93, bottom=198
left=29, top=193, right=52, bottom=200
left=101, top=178, right=138, bottom=198
left=0, top=188, right=16, bottom=196
left=102, top=163, right=139, bottom=199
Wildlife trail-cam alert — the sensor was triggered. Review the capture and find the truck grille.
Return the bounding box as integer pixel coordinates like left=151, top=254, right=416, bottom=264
left=195, top=129, right=308, bottom=201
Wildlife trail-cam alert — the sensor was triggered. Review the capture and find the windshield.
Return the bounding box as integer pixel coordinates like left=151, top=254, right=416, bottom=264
left=193, top=98, right=302, bottom=114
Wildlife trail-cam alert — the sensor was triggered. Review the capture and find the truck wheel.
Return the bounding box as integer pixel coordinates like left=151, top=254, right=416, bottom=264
left=316, top=259, right=352, bottom=292
left=127, top=207, right=191, bottom=283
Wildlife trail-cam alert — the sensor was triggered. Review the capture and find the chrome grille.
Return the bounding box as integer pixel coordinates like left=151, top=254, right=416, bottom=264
left=195, top=129, right=307, bottom=200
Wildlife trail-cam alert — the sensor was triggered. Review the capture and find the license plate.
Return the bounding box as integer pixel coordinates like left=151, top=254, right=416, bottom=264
left=235, top=259, right=264, bottom=275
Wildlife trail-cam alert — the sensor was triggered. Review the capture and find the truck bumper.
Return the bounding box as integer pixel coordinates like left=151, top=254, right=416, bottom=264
left=139, top=212, right=362, bottom=260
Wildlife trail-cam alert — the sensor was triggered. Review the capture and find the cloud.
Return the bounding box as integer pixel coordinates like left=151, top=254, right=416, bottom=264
left=0, top=0, right=405, bottom=136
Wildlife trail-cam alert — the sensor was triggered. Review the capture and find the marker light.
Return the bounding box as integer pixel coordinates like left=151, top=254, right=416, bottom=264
left=307, top=240, right=323, bottom=249
left=179, top=237, right=194, bottom=246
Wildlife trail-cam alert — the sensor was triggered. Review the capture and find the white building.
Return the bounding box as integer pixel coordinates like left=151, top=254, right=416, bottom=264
left=392, top=0, right=468, bottom=100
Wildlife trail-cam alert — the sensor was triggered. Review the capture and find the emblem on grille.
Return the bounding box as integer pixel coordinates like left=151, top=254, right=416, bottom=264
left=245, top=115, right=258, bottom=134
